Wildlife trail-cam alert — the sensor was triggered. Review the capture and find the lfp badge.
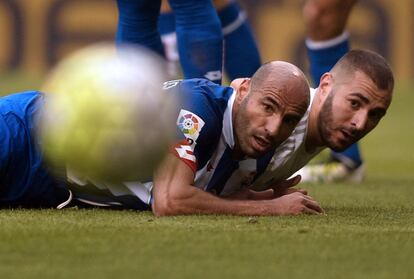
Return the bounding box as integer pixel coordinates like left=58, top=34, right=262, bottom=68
left=177, top=109, right=205, bottom=142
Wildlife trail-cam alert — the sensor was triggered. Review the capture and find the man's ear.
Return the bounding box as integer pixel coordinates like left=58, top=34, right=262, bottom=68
left=318, top=73, right=333, bottom=98
left=235, top=78, right=250, bottom=103
left=230, top=78, right=244, bottom=89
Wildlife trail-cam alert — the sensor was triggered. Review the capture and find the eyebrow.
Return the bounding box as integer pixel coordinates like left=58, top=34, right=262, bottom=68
left=263, top=96, right=280, bottom=108
left=349, top=92, right=369, bottom=104
left=350, top=92, right=387, bottom=116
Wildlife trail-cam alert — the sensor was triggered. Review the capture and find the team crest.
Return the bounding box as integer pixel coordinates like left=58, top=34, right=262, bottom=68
left=177, top=109, right=205, bottom=141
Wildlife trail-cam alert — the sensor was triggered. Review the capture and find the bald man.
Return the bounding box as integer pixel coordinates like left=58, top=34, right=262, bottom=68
left=68, top=61, right=323, bottom=216
left=150, top=61, right=325, bottom=216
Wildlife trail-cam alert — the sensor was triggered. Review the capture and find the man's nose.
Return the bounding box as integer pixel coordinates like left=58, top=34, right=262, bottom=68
left=265, top=115, right=282, bottom=139
left=351, top=110, right=368, bottom=131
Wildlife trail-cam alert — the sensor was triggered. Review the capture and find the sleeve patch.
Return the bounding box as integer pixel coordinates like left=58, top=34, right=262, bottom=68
left=176, top=109, right=205, bottom=143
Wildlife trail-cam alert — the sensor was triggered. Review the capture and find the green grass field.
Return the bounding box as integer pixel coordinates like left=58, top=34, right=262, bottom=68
left=0, top=74, right=413, bottom=279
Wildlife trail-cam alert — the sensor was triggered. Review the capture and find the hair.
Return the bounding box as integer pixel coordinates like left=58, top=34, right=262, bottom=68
left=331, top=49, right=394, bottom=93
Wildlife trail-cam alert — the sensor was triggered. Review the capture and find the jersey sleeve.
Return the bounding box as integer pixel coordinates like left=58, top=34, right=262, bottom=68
left=172, top=109, right=206, bottom=172
left=166, top=79, right=223, bottom=173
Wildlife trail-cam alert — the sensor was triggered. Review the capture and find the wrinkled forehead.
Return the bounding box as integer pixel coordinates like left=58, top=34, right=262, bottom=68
left=258, top=81, right=309, bottom=113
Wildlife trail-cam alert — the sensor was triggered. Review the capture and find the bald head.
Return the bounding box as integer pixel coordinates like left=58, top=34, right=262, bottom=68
left=250, top=61, right=310, bottom=108
left=231, top=61, right=311, bottom=159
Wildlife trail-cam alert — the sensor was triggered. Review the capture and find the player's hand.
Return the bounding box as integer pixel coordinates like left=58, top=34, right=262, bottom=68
left=228, top=175, right=307, bottom=200
left=269, top=175, right=308, bottom=197
left=271, top=191, right=324, bottom=215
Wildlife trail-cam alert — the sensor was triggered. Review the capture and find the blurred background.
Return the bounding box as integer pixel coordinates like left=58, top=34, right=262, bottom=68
left=0, top=0, right=412, bottom=82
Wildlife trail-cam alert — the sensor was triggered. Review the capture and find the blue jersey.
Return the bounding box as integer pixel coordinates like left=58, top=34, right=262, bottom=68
left=69, top=79, right=273, bottom=208
left=0, top=91, right=69, bottom=208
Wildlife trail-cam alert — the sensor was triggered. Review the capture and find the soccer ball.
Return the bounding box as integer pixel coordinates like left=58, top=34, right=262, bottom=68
left=38, top=43, right=178, bottom=182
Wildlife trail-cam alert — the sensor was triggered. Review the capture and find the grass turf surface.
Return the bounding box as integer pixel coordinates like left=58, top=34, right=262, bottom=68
left=0, top=74, right=413, bottom=278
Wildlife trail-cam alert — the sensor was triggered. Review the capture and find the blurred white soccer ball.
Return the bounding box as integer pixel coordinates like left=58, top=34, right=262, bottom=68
left=39, top=43, right=178, bottom=182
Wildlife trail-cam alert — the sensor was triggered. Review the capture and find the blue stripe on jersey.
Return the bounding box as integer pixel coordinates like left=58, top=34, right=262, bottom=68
left=205, top=146, right=239, bottom=195
left=254, top=149, right=276, bottom=182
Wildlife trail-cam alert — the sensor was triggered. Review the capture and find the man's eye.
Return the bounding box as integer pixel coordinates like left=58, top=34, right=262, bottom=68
left=284, top=117, right=298, bottom=126
left=369, top=111, right=383, bottom=122
left=263, top=104, right=273, bottom=113
left=350, top=100, right=360, bottom=109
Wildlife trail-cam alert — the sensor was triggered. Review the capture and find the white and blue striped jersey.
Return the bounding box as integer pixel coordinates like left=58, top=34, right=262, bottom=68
left=68, top=79, right=274, bottom=209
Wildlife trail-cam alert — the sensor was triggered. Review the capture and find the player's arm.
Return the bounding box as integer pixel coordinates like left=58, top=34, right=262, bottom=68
left=152, top=154, right=324, bottom=216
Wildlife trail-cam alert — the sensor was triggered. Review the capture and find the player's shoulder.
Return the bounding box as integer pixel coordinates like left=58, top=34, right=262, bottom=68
left=0, top=90, right=43, bottom=112
left=164, top=78, right=219, bottom=88
left=164, top=78, right=232, bottom=126
left=0, top=90, right=42, bottom=101
left=0, top=90, right=43, bottom=107
left=164, top=78, right=233, bottom=103
left=172, top=80, right=233, bottom=146
left=0, top=92, right=39, bottom=168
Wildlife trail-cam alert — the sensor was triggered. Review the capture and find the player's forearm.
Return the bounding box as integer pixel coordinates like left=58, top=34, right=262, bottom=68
left=152, top=155, right=299, bottom=216
left=152, top=184, right=278, bottom=216
left=191, top=196, right=275, bottom=216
